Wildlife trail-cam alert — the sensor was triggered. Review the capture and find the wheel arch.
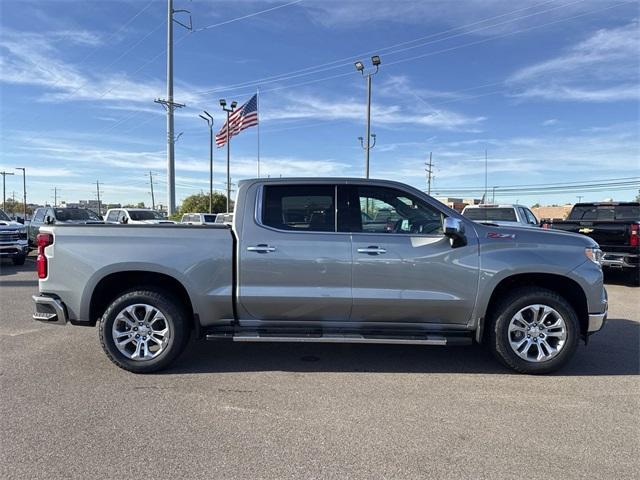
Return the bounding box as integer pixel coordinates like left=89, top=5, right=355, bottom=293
left=88, top=270, right=197, bottom=334
left=477, top=272, right=589, bottom=342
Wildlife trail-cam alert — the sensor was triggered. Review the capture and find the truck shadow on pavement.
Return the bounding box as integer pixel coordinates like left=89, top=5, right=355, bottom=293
left=0, top=259, right=38, bottom=287
left=167, top=317, right=639, bottom=377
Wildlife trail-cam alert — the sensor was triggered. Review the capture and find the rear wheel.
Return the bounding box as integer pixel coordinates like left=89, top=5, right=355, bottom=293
left=489, top=288, right=579, bottom=374
left=99, top=289, right=190, bottom=373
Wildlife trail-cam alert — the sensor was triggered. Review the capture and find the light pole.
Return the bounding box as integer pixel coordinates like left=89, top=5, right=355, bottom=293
left=354, top=55, right=381, bottom=178
left=492, top=186, right=499, bottom=204
left=220, top=99, right=237, bottom=214
left=199, top=111, right=214, bottom=213
left=15, top=168, right=26, bottom=220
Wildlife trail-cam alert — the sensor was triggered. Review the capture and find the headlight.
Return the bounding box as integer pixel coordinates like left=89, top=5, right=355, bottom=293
left=585, top=247, right=603, bottom=265
left=17, top=227, right=27, bottom=240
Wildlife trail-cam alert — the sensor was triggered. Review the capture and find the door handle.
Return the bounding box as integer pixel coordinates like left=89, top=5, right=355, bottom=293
left=247, top=244, right=276, bottom=253
left=357, top=246, right=387, bottom=255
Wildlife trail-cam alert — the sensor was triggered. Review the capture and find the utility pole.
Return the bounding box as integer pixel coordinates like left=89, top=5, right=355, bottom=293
left=355, top=56, right=381, bottom=178
left=577, top=195, right=583, bottom=204
left=155, top=0, right=191, bottom=217
left=492, top=186, right=498, bottom=204
left=425, top=152, right=434, bottom=195
left=0, top=171, right=15, bottom=211
left=199, top=111, right=214, bottom=213
left=220, top=99, right=238, bottom=213
left=484, top=149, right=488, bottom=204
left=15, top=168, right=26, bottom=220
left=52, top=187, right=58, bottom=207
left=95, top=180, right=103, bottom=216
left=149, top=172, right=156, bottom=210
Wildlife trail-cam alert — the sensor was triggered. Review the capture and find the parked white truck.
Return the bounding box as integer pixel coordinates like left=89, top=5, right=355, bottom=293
left=33, top=178, right=607, bottom=374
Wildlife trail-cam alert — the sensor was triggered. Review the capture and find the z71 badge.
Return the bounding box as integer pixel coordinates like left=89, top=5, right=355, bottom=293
left=487, top=232, right=516, bottom=239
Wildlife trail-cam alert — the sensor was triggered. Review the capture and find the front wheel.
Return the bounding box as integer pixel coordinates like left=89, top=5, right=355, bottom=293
left=99, top=289, right=190, bottom=373
left=489, top=288, right=579, bottom=374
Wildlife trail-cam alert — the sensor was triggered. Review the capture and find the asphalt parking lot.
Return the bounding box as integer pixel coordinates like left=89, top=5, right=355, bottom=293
left=1, top=258, right=638, bottom=480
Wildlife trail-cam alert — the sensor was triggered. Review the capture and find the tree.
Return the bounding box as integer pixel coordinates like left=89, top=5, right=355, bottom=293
left=635, top=189, right=640, bottom=203
left=172, top=192, right=232, bottom=220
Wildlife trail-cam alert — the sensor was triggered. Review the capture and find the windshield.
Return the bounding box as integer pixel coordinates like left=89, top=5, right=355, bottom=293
left=463, top=207, right=517, bottom=222
left=569, top=204, right=640, bottom=221
left=128, top=210, right=161, bottom=221
left=0, top=209, right=10, bottom=221
left=55, top=208, right=101, bottom=221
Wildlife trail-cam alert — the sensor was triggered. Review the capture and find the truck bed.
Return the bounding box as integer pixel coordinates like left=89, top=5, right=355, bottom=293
left=38, top=224, right=235, bottom=326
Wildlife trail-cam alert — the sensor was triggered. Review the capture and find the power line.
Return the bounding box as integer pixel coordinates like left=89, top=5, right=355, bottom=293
left=194, top=0, right=305, bottom=31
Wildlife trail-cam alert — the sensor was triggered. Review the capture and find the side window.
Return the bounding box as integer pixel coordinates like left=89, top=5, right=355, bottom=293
left=340, top=186, right=443, bottom=235
left=517, top=207, right=528, bottom=223
left=106, top=210, right=118, bottom=222
left=262, top=185, right=335, bottom=232
left=524, top=208, right=538, bottom=225
left=33, top=208, right=45, bottom=223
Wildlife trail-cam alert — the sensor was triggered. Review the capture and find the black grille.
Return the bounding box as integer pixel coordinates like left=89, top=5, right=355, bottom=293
left=0, top=233, right=20, bottom=242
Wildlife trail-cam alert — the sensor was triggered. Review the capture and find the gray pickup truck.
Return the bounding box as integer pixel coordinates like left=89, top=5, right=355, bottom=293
left=33, top=178, right=608, bottom=374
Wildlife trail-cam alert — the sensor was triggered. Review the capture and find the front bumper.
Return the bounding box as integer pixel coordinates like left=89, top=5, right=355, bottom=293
left=587, top=289, right=608, bottom=334
left=33, top=295, right=68, bottom=325
left=0, top=242, right=28, bottom=258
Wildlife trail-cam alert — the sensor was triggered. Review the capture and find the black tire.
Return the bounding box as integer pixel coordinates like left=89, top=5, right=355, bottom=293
left=488, top=287, right=579, bottom=374
left=12, top=254, right=26, bottom=266
left=99, top=289, right=190, bottom=373
left=630, top=267, right=640, bottom=287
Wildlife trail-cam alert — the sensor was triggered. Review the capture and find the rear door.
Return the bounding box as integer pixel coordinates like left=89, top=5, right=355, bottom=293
left=238, top=183, right=352, bottom=323
left=339, top=184, right=479, bottom=326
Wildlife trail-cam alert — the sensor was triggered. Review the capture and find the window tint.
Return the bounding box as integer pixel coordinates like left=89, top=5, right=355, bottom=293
left=0, top=209, right=10, bottom=221
left=203, top=215, right=216, bottom=223
left=613, top=205, right=639, bottom=220
left=463, top=207, right=517, bottom=222
left=33, top=209, right=45, bottom=223
left=54, top=208, right=100, bottom=221
left=128, top=210, right=157, bottom=221
left=262, top=185, right=335, bottom=232
left=106, top=210, right=119, bottom=222
left=339, top=186, right=443, bottom=235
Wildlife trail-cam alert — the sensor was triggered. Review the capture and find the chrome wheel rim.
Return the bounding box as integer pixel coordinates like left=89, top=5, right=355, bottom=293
left=112, top=304, right=171, bottom=361
left=508, top=304, right=567, bottom=363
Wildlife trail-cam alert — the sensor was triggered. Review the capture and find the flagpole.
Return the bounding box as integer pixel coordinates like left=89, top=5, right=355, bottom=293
left=256, top=88, right=260, bottom=178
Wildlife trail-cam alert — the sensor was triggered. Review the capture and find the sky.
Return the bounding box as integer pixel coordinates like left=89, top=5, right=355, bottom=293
left=0, top=0, right=639, bottom=209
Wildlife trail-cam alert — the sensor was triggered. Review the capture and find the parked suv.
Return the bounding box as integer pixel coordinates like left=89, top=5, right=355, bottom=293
left=104, top=208, right=175, bottom=225
left=0, top=209, right=28, bottom=265
left=181, top=213, right=217, bottom=225
left=28, top=207, right=103, bottom=246
left=462, top=204, right=539, bottom=228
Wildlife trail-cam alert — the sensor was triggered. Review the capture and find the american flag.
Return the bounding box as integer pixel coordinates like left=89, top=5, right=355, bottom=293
left=215, top=94, right=259, bottom=147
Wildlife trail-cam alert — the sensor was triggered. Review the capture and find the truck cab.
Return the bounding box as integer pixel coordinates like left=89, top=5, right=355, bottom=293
left=462, top=204, right=540, bottom=228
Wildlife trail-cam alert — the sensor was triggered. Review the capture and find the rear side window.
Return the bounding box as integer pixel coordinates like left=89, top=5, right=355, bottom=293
left=203, top=215, right=216, bottom=223
left=463, top=207, right=517, bottom=222
left=106, top=210, right=119, bottom=222
left=262, top=185, right=335, bottom=232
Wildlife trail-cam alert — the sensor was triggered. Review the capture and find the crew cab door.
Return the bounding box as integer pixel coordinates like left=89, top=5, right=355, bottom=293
left=338, top=184, right=479, bottom=325
left=237, top=183, right=352, bottom=323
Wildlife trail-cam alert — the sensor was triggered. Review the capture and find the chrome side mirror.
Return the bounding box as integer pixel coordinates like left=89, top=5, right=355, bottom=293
left=444, top=217, right=467, bottom=247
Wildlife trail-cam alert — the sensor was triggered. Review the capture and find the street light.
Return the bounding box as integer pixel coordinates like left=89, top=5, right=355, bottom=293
left=199, top=111, right=214, bottom=213
left=220, top=98, right=238, bottom=213
left=15, top=167, right=26, bottom=221
left=354, top=55, right=381, bottom=178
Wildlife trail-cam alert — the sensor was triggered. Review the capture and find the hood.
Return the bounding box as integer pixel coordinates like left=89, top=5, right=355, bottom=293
left=0, top=220, right=25, bottom=231
left=473, top=221, right=598, bottom=248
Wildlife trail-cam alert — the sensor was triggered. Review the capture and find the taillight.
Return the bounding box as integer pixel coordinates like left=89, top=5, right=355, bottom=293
left=36, top=233, right=53, bottom=279
left=631, top=224, right=639, bottom=247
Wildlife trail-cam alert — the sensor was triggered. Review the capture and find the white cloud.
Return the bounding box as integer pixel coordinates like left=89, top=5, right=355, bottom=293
left=508, top=21, right=640, bottom=102
left=541, top=119, right=558, bottom=126
left=263, top=92, right=485, bottom=131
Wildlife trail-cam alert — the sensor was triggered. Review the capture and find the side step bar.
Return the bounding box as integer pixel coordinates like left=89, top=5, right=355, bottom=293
left=206, top=332, right=471, bottom=346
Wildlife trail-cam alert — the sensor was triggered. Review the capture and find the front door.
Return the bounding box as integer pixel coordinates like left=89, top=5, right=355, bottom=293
left=339, top=184, right=479, bottom=326
left=238, top=183, right=352, bottom=323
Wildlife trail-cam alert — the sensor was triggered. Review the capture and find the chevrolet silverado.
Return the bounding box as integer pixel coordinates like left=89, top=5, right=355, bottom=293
left=33, top=178, right=608, bottom=374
